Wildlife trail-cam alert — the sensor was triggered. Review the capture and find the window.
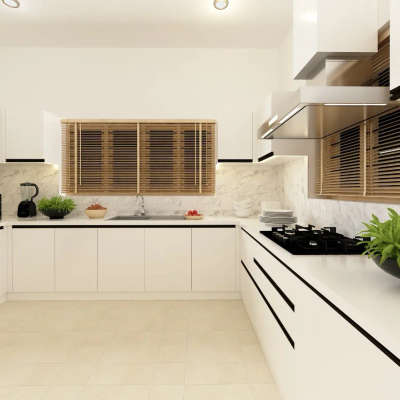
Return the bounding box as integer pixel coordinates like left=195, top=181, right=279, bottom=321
left=61, top=120, right=216, bottom=195
left=316, top=106, right=400, bottom=202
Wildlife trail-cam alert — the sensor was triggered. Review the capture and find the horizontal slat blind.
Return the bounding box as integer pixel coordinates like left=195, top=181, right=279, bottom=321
left=316, top=106, right=400, bottom=202
left=61, top=120, right=215, bottom=195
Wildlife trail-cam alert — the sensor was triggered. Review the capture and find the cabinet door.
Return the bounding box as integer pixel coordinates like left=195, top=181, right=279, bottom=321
left=391, top=0, right=400, bottom=92
left=98, top=228, right=145, bottom=292
left=145, top=228, right=191, bottom=292
left=296, top=284, right=400, bottom=400
left=55, top=229, right=97, bottom=292
left=13, top=228, right=54, bottom=292
left=192, top=228, right=236, bottom=291
left=0, top=229, right=6, bottom=298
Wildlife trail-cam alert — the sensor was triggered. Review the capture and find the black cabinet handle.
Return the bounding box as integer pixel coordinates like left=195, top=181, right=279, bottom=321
left=253, top=257, right=295, bottom=312
left=241, top=260, right=295, bottom=349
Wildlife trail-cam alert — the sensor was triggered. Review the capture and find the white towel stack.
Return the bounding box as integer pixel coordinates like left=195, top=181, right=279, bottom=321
left=259, top=209, right=297, bottom=225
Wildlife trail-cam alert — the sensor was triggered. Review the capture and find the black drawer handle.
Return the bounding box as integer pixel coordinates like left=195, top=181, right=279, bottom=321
left=241, top=260, right=295, bottom=349
left=253, top=257, right=295, bottom=312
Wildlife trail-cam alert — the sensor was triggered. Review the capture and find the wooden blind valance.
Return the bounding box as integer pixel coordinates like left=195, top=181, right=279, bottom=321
left=61, top=120, right=216, bottom=195
left=316, top=106, right=400, bottom=202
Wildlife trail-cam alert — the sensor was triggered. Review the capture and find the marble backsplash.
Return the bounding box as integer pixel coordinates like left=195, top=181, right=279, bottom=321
left=276, top=157, right=400, bottom=237
left=0, top=163, right=282, bottom=218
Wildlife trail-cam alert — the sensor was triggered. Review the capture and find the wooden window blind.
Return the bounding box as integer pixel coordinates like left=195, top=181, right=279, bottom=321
left=61, top=120, right=215, bottom=195
left=316, top=106, right=400, bottom=202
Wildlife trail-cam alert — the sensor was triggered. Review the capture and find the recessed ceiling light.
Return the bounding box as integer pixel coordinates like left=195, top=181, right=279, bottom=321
left=214, top=0, right=229, bottom=10
left=2, top=0, right=20, bottom=8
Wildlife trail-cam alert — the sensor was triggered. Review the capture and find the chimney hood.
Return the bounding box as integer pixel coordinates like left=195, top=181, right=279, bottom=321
left=260, top=86, right=397, bottom=140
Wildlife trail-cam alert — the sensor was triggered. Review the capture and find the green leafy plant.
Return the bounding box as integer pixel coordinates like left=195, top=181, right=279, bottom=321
left=38, top=196, right=75, bottom=214
left=359, top=208, right=400, bottom=268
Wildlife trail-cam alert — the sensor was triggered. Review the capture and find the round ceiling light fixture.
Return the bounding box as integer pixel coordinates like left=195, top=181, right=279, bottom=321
left=2, top=0, right=20, bottom=8
left=214, top=0, right=229, bottom=10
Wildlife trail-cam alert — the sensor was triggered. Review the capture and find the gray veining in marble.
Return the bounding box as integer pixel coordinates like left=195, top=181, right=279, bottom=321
left=0, top=163, right=282, bottom=218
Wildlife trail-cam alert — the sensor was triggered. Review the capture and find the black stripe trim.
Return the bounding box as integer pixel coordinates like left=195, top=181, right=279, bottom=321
left=6, top=159, right=45, bottom=163
left=390, top=86, right=400, bottom=101
left=241, top=227, right=400, bottom=367
left=12, top=224, right=236, bottom=229
left=218, top=159, right=253, bottom=163
left=258, top=152, right=274, bottom=162
left=242, top=260, right=295, bottom=349
left=253, top=257, right=295, bottom=312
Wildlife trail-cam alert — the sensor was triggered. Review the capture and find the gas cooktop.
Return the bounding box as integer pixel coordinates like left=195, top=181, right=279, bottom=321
left=260, top=224, right=369, bottom=255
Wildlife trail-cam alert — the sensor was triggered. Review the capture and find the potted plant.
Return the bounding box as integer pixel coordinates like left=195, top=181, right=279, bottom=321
left=359, top=208, right=400, bottom=279
left=38, top=196, right=75, bottom=220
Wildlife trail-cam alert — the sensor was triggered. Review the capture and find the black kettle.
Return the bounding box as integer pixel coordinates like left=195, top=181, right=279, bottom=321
left=17, top=183, right=39, bottom=218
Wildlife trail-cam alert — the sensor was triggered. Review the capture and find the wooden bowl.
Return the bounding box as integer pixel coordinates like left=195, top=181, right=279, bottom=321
left=184, top=215, right=204, bottom=220
left=85, top=209, right=107, bottom=219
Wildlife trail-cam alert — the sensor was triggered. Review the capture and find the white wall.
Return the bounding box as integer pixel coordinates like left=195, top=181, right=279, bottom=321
left=0, top=47, right=279, bottom=160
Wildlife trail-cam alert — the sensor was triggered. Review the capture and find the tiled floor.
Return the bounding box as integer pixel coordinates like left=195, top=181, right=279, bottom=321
left=0, top=300, right=281, bottom=400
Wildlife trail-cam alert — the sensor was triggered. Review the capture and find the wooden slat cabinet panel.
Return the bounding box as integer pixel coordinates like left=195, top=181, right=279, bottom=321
left=98, top=228, right=145, bottom=292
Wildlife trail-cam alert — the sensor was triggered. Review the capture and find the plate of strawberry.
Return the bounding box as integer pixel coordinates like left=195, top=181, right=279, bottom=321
left=184, top=209, right=203, bottom=220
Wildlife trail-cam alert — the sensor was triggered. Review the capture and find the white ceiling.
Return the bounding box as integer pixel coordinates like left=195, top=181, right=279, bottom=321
left=0, top=0, right=292, bottom=47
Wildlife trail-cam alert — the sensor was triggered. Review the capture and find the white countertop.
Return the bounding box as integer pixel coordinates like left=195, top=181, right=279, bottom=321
left=240, top=222, right=400, bottom=360
left=2, top=215, right=400, bottom=358
left=1, top=215, right=240, bottom=226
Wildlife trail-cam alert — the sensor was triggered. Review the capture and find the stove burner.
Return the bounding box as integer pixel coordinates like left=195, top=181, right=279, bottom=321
left=261, top=225, right=368, bottom=255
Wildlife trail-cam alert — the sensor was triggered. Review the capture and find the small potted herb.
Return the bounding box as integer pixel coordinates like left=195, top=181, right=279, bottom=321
left=38, top=196, right=75, bottom=220
left=359, top=208, right=400, bottom=279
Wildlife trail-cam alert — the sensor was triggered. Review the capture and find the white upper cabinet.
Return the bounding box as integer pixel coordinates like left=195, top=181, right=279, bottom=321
left=0, top=110, right=5, bottom=162
left=5, top=108, right=44, bottom=160
left=390, top=0, right=400, bottom=96
left=293, top=0, right=378, bottom=79
left=0, top=229, right=6, bottom=300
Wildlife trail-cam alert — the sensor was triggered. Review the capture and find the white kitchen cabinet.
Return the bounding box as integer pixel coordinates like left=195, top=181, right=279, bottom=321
left=293, top=0, right=378, bottom=79
left=5, top=108, right=44, bottom=160
left=55, top=228, right=97, bottom=292
left=296, top=283, right=400, bottom=400
left=0, top=228, right=6, bottom=300
left=218, top=113, right=253, bottom=161
left=12, top=228, right=54, bottom=292
left=145, top=228, right=191, bottom=292
left=390, top=0, right=400, bottom=95
left=192, top=228, right=236, bottom=291
left=0, top=109, right=5, bottom=162
left=98, top=228, right=145, bottom=292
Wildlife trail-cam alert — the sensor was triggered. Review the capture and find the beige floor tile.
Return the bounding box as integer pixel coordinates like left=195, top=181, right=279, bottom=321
left=0, top=386, right=48, bottom=400
left=0, top=364, right=35, bottom=386
left=185, top=362, right=247, bottom=384
left=42, top=386, right=86, bottom=400
left=89, top=363, right=152, bottom=385
left=184, top=384, right=253, bottom=400
left=249, top=384, right=282, bottom=400
left=240, top=344, right=266, bottom=363
left=83, top=385, right=149, bottom=400
left=151, top=363, right=185, bottom=385
left=149, top=385, right=184, bottom=400
left=244, top=362, right=274, bottom=384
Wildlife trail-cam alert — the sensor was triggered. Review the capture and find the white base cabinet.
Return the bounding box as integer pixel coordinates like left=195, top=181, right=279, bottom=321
left=192, top=228, right=236, bottom=291
left=0, top=229, right=7, bottom=299
left=55, top=229, right=98, bottom=292
left=13, top=228, right=54, bottom=292
left=98, top=228, right=145, bottom=291
left=296, top=284, right=400, bottom=400
left=145, top=228, right=191, bottom=292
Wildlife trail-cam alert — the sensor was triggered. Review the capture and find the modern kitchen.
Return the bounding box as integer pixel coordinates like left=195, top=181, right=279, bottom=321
left=0, top=0, right=399, bottom=399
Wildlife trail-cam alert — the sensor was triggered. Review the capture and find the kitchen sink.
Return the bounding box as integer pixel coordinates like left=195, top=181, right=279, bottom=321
left=107, top=215, right=185, bottom=221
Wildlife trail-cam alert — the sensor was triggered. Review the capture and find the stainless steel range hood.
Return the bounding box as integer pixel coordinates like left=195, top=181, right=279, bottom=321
left=260, top=86, right=396, bottom=140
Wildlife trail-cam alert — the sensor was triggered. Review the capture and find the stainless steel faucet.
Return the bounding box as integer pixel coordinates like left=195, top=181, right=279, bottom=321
left=136, top=194, right=146, bottom=216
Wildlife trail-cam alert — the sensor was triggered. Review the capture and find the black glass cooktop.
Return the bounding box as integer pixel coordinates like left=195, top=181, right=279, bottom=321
left=260, top=225, right=369, bottom=255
